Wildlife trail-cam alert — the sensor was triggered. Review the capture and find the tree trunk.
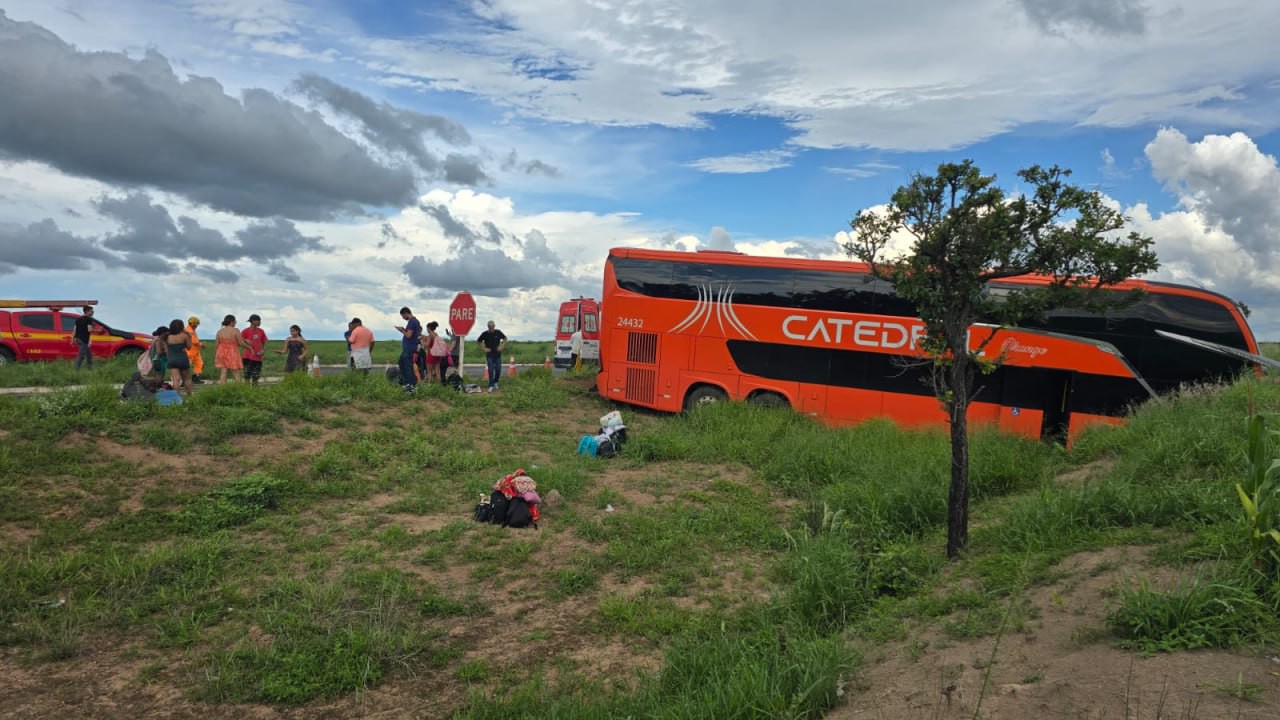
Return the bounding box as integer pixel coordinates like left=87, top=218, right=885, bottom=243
left=946, top=353, right=972, bottom=559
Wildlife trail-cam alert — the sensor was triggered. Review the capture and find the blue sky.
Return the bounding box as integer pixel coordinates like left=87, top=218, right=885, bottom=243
left=3, top=0, right=1280, bottom=340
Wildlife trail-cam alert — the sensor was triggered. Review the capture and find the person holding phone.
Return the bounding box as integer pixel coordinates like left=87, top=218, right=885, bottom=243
left=394, top=306, right=422, bottom=390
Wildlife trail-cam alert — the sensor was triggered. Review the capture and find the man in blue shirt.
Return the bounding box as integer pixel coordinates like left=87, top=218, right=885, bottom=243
left=395, top=306, right=422, bottom=390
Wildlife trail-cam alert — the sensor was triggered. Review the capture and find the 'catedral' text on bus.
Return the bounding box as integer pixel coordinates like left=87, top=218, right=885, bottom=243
left=595, top=248, right=1259, bottom=444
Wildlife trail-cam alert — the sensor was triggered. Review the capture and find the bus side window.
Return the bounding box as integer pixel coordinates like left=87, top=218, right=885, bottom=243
left=791, top=270, right=877, bottom=315
left=870, top=279, right=915, bottom=317
left=613, top=258, right=675, bottom=297
left=716, top=265, right=794, bottom=308
left=671, top=264, right=714, bottom=300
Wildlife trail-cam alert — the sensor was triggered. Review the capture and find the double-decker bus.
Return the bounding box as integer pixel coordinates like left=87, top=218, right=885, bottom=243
left=596, top=248, right=1259, bottom=444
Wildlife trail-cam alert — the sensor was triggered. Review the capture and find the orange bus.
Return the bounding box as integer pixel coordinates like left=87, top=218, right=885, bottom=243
left=596, top=248, right=1259, bottom=443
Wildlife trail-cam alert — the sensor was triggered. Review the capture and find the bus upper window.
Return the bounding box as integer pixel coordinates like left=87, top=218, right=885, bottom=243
left=560, top=315, right=577, bottom=334
left=791, top=270, right=879, bottom=315
left=710, top=265, right=794, bottom=308
left=670, top=264, right=715, bottom=301
left=613, top=258, right=674, bottom=296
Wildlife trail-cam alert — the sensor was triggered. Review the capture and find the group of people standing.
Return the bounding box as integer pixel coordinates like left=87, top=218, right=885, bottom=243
left=144, top=314, right=308, bottom=396
left=393, top=307, right=507, bottom=392
left=134, top=308, right=510, bottom=397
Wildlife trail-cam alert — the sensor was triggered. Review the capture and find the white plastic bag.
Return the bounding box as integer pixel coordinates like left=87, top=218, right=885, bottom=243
left=600, top=410, right=624, bottom=429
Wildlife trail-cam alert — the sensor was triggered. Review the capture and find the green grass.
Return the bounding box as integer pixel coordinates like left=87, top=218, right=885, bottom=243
left=3, top=366, right=1280, bottom=716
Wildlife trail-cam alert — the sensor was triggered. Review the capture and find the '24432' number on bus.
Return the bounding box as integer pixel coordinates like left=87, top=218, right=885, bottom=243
left=617, top=317, right=644, bottom=328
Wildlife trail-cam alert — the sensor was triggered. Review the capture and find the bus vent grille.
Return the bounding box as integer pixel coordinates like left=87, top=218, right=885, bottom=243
left=626, top=332, right=658, bottom=364
left=625, top=367, right=656, bottom=404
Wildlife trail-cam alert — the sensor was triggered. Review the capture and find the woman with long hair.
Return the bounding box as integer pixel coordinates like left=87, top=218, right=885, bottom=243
left=165, top=319, right=194, bottom=396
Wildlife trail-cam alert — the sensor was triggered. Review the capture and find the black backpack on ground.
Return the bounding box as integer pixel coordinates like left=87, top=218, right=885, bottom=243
left=473, top=495, right=493, bottom=523
left=489, top=490, right=510, bottom=526
left=506, top=496, right=534, bottom=528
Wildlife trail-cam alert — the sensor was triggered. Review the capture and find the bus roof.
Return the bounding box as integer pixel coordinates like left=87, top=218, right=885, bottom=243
left=607, top=247, right=1223, bottom=303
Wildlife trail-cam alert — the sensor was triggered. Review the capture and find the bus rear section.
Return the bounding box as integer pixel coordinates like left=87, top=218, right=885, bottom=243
left=553, top=298, right=600, bottom=368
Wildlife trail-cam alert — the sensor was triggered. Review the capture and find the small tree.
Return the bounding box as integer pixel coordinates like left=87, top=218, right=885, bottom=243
left=845, top=161, right=1158, bottom=558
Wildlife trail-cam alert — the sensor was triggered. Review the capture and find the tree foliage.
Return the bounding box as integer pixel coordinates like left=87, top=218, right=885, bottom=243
left=845, top=161, right=1159, bottom=558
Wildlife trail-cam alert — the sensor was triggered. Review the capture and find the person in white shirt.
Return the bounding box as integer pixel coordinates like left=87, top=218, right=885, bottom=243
left=570, top=328, right=583, bottom=370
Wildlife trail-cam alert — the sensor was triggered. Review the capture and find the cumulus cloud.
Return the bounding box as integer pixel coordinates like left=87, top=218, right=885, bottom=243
left=401, top=210, right=566, bottom=296
left=0, top=190, right=324, bottom=279
left=1144, top=128, right=1280, bottom=263
left=0, top=218, right=116, bottom=273
left=95, top=193, right=325, bottom=263
left=705, top=226, right=736, bottom=251
left=402, top=243, right=564, bottom=297
left=1117, top=129, right=1280, bottom=335
left=0, top=11, right=417, bottom=219
left=293, top=73, right=475, bottom=175
left=266, top=260, right=302, bottom=283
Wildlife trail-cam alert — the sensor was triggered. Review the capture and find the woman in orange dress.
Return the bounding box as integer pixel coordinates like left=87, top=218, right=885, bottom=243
left=214, top=314, right=250, bottom=384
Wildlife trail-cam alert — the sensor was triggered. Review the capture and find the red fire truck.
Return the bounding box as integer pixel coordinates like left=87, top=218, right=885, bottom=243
left=0, top=300, right=151, bottom=365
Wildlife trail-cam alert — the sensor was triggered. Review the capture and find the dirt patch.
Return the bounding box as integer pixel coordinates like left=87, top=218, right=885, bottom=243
left=833, top=547, right=1280, bottom=719
left=379, top=513, right=458, bottom=535
left=1055, top=458, right=1117, bottom=486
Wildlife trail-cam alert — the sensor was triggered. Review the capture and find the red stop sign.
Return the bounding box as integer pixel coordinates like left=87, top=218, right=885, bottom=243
left=448, top=291, right=477, bottom=336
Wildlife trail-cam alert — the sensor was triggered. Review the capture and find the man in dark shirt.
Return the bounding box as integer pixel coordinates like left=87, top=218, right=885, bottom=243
left=395, top=306, right=422, bottom=390
left=476, top=320, right=507, bottom=392
left=72, top=305, right=99, bottom=370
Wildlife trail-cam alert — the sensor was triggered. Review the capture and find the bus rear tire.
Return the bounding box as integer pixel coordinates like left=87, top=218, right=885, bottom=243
left=684, top=385, right=727, bottom=412
left=748, top=391, right=789, bottom=409
left=115, top=346, right=143, bottom=360
left=0, top=347, right=14, bottom=365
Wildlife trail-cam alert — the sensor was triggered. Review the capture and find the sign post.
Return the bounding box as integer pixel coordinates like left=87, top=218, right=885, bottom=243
left=448, top=291, right=477, bottom=379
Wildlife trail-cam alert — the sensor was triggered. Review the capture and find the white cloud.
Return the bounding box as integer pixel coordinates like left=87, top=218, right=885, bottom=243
left=686, top=149, right=795, bottom=174
left=706, top=226, right=736, bottom=251
left=343, top=0, right=1280, bottom=151
left=826, top=162, right=899, bottom=180
left=1123, top=129, right=1280, bottom=336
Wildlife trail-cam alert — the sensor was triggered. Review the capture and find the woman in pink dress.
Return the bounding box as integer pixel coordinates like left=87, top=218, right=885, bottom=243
left=214, top=314, right=250, bottom=384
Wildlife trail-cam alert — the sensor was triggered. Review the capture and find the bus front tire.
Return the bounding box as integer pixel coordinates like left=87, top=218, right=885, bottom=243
left=748, top=392, right=789, bottom=409
left=684, top=385, right=727, bottom=412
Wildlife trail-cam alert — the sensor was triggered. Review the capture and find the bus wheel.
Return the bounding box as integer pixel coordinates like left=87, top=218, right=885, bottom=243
left=0, top=347, right=14, bottom=366
left=748, top=392, right=789, bottom=409
left=115, top=346, right=143, bottom=360
left=684, top=385, right=727, bottom=412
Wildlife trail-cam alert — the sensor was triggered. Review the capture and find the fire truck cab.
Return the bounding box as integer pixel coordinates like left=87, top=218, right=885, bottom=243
left=0, top=300, right=150, bottom=365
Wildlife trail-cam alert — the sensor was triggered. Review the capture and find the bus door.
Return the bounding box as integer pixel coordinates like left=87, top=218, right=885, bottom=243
left=581, top=300, right=600, bottom=362
left=1038, top=371, right=1073, bottom=444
